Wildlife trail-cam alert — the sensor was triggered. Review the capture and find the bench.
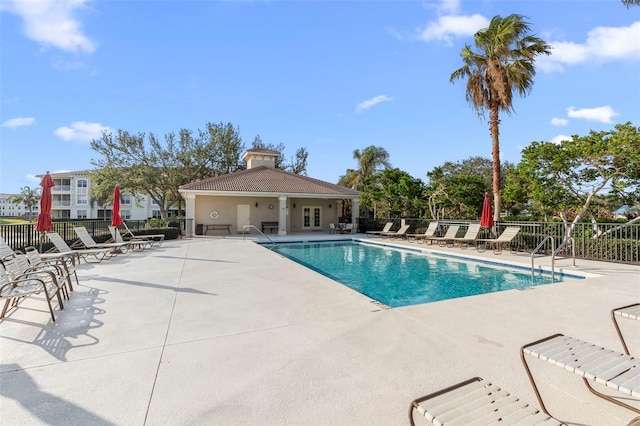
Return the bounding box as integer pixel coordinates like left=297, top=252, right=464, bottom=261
left=261, top=221, right=278, bottom=233
left=203, top=224, right=231, bottom=235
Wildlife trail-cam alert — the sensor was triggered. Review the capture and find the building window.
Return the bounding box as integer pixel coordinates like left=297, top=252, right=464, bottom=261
left=77, top=210, right=88, bottom=219
left=122, top=195, right=132, bottom=205
left=121, top=209, right=131, bottom=220
left=152, top=210, right=161, bottom=218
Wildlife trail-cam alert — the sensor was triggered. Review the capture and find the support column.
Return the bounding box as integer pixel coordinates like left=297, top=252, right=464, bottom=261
left=351, top=197, right=360, bottom=232
left=185, top=193, right=196, bottom=237
left=278, top=196, right=288, bottom=235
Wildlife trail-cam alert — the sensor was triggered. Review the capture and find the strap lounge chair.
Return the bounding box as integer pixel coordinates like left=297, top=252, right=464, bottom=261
left=521, top=333, right=640, bottom=417
left=0, top=255, right=66, bottom=322
left=423, top=225, right=460, bottom=246
left=46, top=232, right=114, bottom=263
left=366, top=222, right=393, bottom=238
left=25, top=246, right=78, bottom=293
left=476, top=226, right=521, bottom=254
left=409, top=376, right=564, bottom=425
left=448, top=223, right=482, bottom=249
left=109, top=226, right=152, bottom=251
left=380, top=224, right=410, bottom=239
left=612, top=303, right=640, bottom=355
left=72, top=226, right=131, bottom=253
left=407, top=221, right=439, bottom=244
left=121, top=223, right=164, bottom=247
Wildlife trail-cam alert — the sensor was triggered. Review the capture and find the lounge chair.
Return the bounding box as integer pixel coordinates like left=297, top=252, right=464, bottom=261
left=380, top=224, right=410, bottom=239
left=121, top=223, right=164, bottom=247
left=423, top=225, right=460, bottom=246
left=521, top=333, right=640, bottom=417
left=409, top=376, right=564, bottom=426
left=366, top=222, right=393, bottom=238
left=25, top=246, right=78, bottom=293
left=448, top=223, right=482, bottom=248
left=329, top=223, right=338, bottom=234
left=476, top=226, right=521, bottom=254
left=0, top=254, right=66, bottom=322
left=612, top=303, right=640, bottom=355
left=109, top=226, right=152, bottom=251
left=72, top=226, right=131, bottom=253
left=407, top=221, right=439, bottom=244
left=46, top=232, right=114, bottom=263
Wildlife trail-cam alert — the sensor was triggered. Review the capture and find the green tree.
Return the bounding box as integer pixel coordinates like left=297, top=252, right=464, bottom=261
left=425, top=167, right=486, bottom=220
left=450, top=14, right=551, bottom=221
left=338, top=146, right=391, bottom=191
left=512, top=122, right=640, bottom=238
left=91, top=122, right=245, bottom=218
left=361, top=168, right=425, bottom=218
left=622, top=0, right=640, bottom=7
left=9, top=186, right=40, bottom=221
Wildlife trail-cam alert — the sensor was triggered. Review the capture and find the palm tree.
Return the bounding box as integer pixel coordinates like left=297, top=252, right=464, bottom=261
left=622, top=0, right=639, bottom=7
left=338, top=146, right=391, bottom=191
left=450, top=14, right=551, bottom=221
left=8, top=186, right=40, bottom=221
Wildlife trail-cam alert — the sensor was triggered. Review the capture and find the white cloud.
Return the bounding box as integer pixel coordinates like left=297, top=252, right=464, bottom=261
left=355, top=95, right=393, bottom=113
left=1, top=0, right=96, bottom=54
left=54, top=121, right=110, bottom=142
left=550, top=134, right=572, bottom=144
left=418, top=14, right=489, bottom=44
left=567, top=106, right=618, bottom=123
left=539, top=21, right=640, bottom=72
left=1, top=117, right=35, bottom=128
left=551, top=117, right=568, bottom=126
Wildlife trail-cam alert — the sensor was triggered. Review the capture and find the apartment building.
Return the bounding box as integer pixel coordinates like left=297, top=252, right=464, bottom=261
left=36, top=171, right=172, bottom=220
left=0, top=193, right=39, bottom=217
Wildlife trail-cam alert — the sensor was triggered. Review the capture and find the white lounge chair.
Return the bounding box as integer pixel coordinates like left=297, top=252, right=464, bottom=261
left=612, top=303, right=640, bottom=355
left=407, top=221, right=439, bottom=244
left=448, top=223, right=482, bottom=248
left=121, top=223, right=164, bottom=247
left=72, top=226, right=130, bottom=253
left=46, top=232, right=114, bottom=263
left=366, top=222, right=393, bottom=238
left=109, top=226, right=151, bottom=251
left=521, top=333, right=640, bottom=417
left=423, top=225, right=460, bottom=246
left=476, top=226, right=520, bottom=254
left=380, top=224, right=410, bottom=239
left=409, top=376, right=564, bottom=426
left=0, top=254, right=66, bottom=322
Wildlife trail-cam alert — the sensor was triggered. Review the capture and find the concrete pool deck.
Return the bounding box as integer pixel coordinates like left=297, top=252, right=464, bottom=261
left=1, top=233, right=638, bottom=425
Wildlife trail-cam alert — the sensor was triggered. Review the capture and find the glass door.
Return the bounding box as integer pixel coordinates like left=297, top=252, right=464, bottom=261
left=302, top=206, right=322, bottom=230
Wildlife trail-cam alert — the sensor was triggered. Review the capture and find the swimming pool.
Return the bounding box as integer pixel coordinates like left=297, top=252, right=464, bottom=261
left=271, top=241, right=579, bottom=308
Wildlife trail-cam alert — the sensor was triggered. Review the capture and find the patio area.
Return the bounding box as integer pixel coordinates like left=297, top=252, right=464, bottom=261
left=1, top=233, right=638, bottom=425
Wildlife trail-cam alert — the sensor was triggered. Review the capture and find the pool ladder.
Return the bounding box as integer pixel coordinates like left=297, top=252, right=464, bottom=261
left=531, top=236, right=576, bottom=280
left=242, top=225, right=275, bottom=247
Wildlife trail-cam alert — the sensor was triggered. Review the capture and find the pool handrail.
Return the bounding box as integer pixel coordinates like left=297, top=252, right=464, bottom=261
left=242, top=225, right=275, bottom=246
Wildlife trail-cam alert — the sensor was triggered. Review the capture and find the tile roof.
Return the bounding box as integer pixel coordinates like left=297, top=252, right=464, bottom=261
left=180, top=166, right=360, bottom=196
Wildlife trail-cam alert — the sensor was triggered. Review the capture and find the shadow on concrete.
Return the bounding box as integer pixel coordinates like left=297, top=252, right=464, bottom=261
left=1, top=363, right=116, bottom=425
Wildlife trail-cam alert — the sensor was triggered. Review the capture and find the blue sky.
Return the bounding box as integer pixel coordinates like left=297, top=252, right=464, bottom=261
left=1, top=0, right=639, bottom=194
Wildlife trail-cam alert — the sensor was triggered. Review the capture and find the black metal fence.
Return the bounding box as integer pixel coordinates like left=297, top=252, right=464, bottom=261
left=360, top=218, right=640, bottom=264
left=0, top=219, right=193, bottom=252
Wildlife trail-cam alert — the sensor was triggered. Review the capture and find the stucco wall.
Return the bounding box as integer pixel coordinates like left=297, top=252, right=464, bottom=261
left=195, top=195, right=340, bottom=234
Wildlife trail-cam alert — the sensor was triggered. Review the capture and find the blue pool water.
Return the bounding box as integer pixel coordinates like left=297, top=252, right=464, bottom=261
left=271, top=241, right=575, bottom=308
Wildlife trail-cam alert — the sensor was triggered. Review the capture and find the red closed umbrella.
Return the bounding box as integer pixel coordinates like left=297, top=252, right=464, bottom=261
left=340, top=200, right=346, bottom=222
left=36, top=172, right=54, bottom=232
left=111, top=185, right=124, bottom=227
left=480, top=192, right=494, bottom=229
